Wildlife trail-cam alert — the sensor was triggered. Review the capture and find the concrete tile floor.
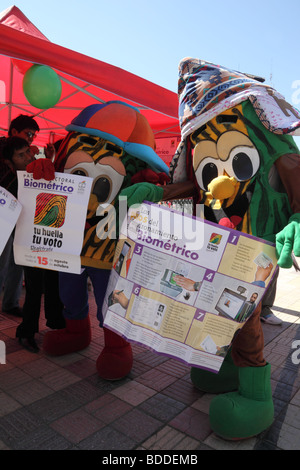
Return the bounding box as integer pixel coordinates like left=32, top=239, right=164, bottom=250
left=0, top=266, right=299, bottom=450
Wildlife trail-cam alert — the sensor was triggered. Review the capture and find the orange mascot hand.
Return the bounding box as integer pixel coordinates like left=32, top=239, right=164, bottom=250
left=26, top=158, right=55, bottom=181
left=30, top=145, right=40, bottom=156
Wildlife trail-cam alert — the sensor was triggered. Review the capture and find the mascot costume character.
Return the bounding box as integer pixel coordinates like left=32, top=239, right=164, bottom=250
left=27, top=100, right=170, bottom=381
left=121, top=58, right=300, bottom=440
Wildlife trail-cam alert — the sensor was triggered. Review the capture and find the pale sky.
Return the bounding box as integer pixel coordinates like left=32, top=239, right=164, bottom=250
left=2, top=0, right=300, bottom=153
left=3, top=0, right=300, bottom=106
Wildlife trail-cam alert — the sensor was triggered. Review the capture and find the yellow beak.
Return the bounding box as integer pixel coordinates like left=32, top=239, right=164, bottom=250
left=207, top=175, right=238, bottom=200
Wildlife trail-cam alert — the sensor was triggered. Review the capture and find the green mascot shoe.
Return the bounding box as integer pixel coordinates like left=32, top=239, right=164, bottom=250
left=209, top=363, right=274, bottom=440
left=190, top=349, right=239, bottom=393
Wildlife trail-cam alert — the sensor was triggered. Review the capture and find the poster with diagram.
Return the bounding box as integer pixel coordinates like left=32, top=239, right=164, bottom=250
left=13, top=171, right=93, bottom=274
left=103, top=201, right=277, bottom=373
left=0, top=186, right=22, bottom=255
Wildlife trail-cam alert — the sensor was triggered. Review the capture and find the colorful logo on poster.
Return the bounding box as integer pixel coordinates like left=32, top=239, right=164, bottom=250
left=209, top=233, right=222, bottom=244
left=34, top=193, right=67, bottom=228
left=78, top=180, right=87, bottom=193
left=207, top=232, right=222, bottom=252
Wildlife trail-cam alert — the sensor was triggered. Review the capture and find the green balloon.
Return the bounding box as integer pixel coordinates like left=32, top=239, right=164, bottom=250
left=23, top=65, right=62, bottom=109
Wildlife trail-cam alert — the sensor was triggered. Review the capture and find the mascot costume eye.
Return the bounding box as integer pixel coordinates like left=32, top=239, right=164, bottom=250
left=27, top=100, right=169, bottom=381
left=122, top=57, right=300, bottom=440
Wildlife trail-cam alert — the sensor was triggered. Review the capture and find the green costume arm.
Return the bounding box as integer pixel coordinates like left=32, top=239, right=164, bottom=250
left=119, top=182, right=164, bottom=207
left=119, top=180, right=196, bottom=207
left=276, top=213, right=300, bottom=268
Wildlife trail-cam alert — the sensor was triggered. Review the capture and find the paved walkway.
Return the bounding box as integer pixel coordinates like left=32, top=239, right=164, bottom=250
left=0, top=266, right=299, bottom=450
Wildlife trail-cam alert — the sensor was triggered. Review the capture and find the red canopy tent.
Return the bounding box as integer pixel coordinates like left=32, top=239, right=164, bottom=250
left=0, top=5, right=180, bottom=162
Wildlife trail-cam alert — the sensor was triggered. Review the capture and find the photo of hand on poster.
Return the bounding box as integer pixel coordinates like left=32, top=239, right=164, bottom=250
left=159, top=262, right=205, bottom=304
left=107, top=278, right=133, bottom=316
left=109, top=290, right=129, bottom=309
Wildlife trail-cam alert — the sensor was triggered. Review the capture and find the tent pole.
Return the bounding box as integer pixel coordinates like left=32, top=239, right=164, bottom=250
left=58, top=75, right=150, bottom=113
left=58, top=75, right=106, bottom=103
left=8, top=59, right=14, bottom=130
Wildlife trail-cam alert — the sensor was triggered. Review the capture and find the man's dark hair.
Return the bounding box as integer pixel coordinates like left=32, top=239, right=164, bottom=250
left=2, top=136, right=29, bottom=161
left=8, top=114, right=39, bottom=136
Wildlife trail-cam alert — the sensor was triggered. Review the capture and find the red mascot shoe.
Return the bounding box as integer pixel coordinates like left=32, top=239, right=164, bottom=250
left=43, top=317, right=91, bottom=355
left=96, top=327, right=133, bottom=380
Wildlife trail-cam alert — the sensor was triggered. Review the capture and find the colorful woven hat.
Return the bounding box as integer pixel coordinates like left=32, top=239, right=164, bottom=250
left=170, top=57, right=300, bottom=183
left=66, top=100, right=169, bottom=174
left=178, top=57, right=300, bottom=140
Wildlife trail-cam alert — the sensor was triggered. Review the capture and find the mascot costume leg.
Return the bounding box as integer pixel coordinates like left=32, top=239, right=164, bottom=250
left=27, top=101, right=169, bottom=381
left=122, top=58, right=300, bottom=440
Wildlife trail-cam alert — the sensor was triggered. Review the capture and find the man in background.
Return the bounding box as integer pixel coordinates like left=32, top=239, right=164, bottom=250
left=0, top=114, right=54, bottom=317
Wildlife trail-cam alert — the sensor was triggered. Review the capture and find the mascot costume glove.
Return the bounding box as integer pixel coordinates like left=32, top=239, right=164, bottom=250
left=119, top=182, right=164, bottom=207
left=276, top=213, right=300, bottom=268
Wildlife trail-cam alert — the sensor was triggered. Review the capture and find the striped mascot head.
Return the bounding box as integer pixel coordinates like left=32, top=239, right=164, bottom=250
left=54, top=101, right=169, bottom=268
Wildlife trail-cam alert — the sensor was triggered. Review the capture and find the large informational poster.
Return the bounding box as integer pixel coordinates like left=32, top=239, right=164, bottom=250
left=0, top=186, right=22, bottom=255
left=103, top=201, right=277, bottom=373
left=14, top=171, right=93, bottom=274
